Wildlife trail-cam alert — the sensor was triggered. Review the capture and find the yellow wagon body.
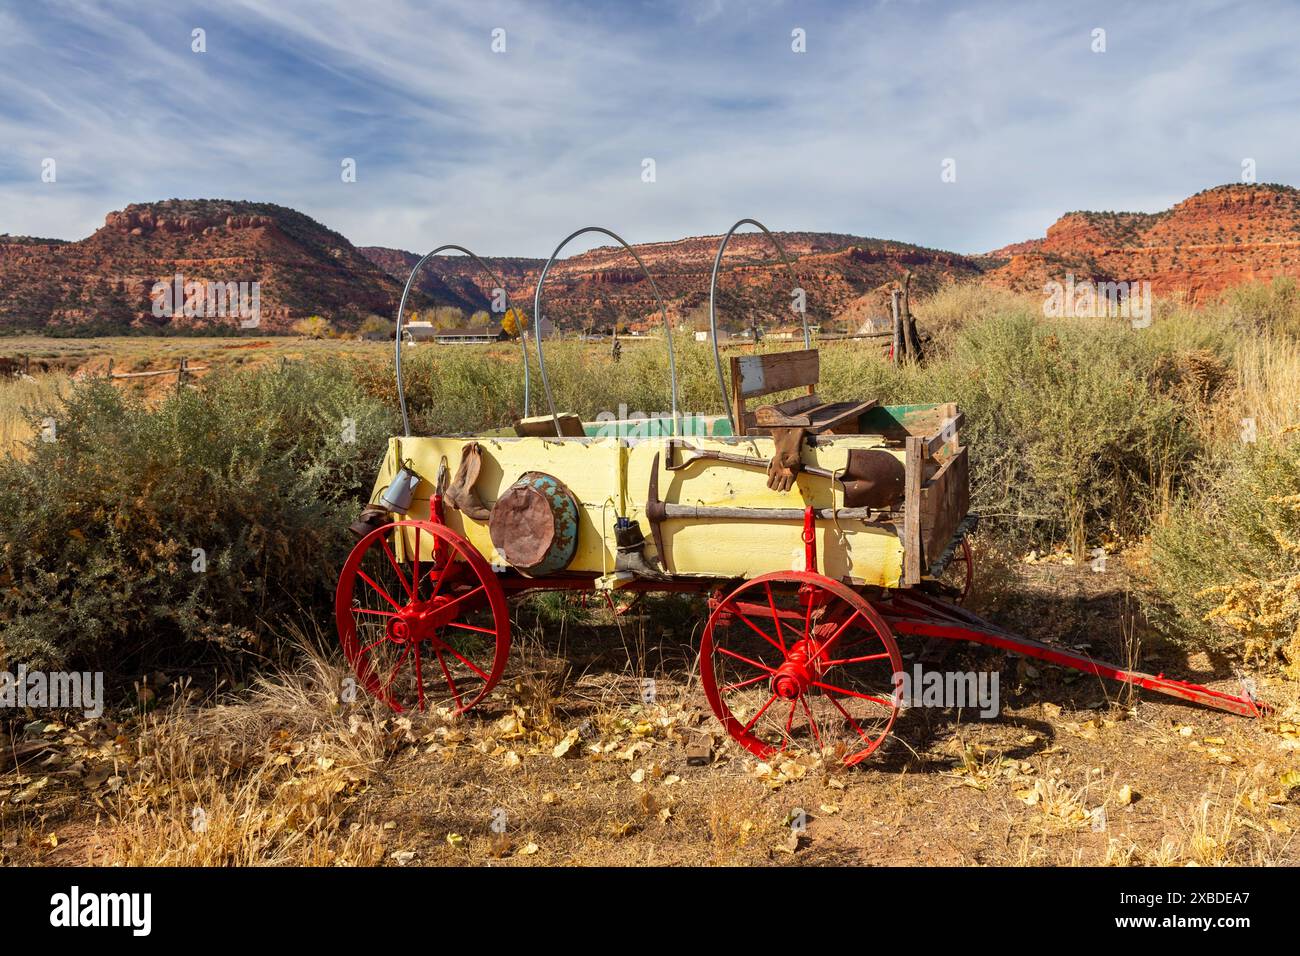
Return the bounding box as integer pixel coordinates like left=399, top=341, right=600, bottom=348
left=371, top=433, right=907, bottom=587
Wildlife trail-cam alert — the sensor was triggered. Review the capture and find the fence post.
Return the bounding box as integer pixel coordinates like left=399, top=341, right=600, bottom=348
left=890, top=290, right=902, bottom=366
left=177, top=357, right=188, bottom=393
left=106, top=358, right=114, bottom=379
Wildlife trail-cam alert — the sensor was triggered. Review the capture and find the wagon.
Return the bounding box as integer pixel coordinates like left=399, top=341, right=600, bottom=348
left=335, top=221, right=1266, bottom=769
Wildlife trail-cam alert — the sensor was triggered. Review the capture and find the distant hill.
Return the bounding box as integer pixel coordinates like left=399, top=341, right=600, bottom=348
left=359, top=232, right=981, bottom=334
left=5, top=185, right=1300, bottom=335
left=983, top=184, right=1300, bottom=302
left=0, top=199, right=434, bottom=334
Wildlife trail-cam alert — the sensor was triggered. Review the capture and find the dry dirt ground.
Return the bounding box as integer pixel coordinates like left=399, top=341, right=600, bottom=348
left=3, top=556, right=1298, bottom=867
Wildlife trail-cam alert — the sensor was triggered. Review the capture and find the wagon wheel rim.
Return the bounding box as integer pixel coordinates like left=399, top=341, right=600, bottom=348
left=701, top=571, right=902, bottom=767
left=335, top=520, right=511, bottom=715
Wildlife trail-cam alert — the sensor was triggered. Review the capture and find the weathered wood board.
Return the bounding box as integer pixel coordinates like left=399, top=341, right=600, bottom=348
left=921, top=446, right=969, bottom=567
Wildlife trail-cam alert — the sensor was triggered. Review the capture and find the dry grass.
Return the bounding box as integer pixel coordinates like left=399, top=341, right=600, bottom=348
left=98, top=640, right=398, bottom=866
left=0, top=372, right=68, bottom=457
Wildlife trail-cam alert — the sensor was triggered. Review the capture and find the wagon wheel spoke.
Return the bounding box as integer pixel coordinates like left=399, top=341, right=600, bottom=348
left=730, top=607, right=784, bottom=655
left=764, top=582, right=789, bottom=653
left=379, top=535, right=414, bottom=601
left=442, top=646, right=491, bottom=682
left=412, top=526, right=422, bottom=602
left=720, top=672, right=770, bottom=693
left=808, top=610, right=860, bottom=666
left=383, top=646, right=412, bottom=693
left=827, top=692, right=874, bottom=746
left=435, top=649, right=464, bottom=710
left=716, top=645, right=778, bottom=676
left=355, top=569, right=404, bottom=612
left=742, top=693, right=780, bottom=734
left=782, top=700, right=798, bottom=751
left=820, top=651, right=892, bottom=667
left=413, top=643, right=426, bottom=711
left=799, top=694, right=825, bottom=752
left=811, top=680, right=893, bottom=707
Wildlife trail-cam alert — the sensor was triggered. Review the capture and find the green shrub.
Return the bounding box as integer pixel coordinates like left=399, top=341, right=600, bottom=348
left=822, top=311, right=1199, bottom=554
left=0, top=362, right=395, bottom=670
left=1145, top=433, right=1300, bottom=665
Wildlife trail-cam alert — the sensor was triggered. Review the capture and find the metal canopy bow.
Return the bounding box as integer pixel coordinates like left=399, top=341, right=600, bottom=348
left=708, top=218, right=807, bottom=434
left=532, top=226, right=680, bottom=438
left=393, top=244, right=531, bottom=437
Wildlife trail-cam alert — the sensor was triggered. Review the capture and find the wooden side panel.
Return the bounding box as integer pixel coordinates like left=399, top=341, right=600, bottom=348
left=921, top=446, right=969, bottom=567
left=858, top=403, right=947, bottom=444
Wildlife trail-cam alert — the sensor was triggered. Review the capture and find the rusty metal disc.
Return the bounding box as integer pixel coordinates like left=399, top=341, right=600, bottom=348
left=488, top=471, right=579, bottom=576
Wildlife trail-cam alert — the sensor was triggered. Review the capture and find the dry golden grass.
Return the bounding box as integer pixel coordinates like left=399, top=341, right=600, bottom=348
left=99, top=641, right=397, bottom=866
left=0, top=372, right=69, bottom=457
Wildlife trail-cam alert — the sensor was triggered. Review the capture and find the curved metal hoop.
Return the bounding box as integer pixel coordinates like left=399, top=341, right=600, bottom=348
left=708, top=219, right=807, bottom=433
left=533, top=226, right=679, bottom=437
left=394, top=245, right=530, bottom=436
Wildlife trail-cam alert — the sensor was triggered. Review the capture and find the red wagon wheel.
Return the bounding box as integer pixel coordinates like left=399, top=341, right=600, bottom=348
left=939, top=537, right=974, bottom=604
left=335, top=520, right=510, bottom=715
left=701, top=571, right=903, bottom=767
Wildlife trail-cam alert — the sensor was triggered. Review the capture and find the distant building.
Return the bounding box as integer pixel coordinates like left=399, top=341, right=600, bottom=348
left=402, top=317, right=555, bottom=344
left=401, top=321, right=437, bottom=342
left=433, top=326, right=503, bottom=345
left=694, top=329, right=732, bottom=343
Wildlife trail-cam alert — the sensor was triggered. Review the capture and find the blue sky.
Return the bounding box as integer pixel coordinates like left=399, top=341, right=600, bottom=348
left=2, top=0, right=1299, bottom=256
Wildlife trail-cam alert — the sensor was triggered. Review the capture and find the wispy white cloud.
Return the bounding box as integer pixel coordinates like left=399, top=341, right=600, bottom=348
left=2, top=0, right=1299, bottom=256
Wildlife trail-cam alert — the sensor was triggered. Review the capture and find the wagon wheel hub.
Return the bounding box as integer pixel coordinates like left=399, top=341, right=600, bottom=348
left=771, top=639, right=820, bottom=700
left=385, top=594, right=470, bottom=647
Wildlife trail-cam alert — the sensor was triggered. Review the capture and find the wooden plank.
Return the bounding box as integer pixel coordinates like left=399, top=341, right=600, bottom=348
left=921, top=447, right=969, bottom=564
left=903, top=436, right=925, bottom=585
left=923, top=411, right=965, bottom=458
left=755, top=398, right=877, bottom=432
left=514, top=413, right=585, bottom=437
left=754, top=394, right=822, bottom=424
left=731, top=349, right=820, bottom=399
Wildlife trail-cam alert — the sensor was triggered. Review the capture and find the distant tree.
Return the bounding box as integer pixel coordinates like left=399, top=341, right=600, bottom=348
left=358, top=314, right=392, bottom=338
left=500, top=307, right=526, bottom=338
left=293, top=315, right=334, bottom=339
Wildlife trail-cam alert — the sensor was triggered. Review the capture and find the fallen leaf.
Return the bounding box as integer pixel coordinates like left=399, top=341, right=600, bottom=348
left=552, top=730, right=579, bottom=759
